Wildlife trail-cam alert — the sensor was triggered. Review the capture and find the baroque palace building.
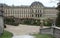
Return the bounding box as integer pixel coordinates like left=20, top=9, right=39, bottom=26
left=0, top=1, right=58, bottom=22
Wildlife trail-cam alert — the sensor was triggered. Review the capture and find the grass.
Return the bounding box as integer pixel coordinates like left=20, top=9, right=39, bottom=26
left=0, top=30, right=13, bottom=38
left=32, top=34, right=55, bottom=38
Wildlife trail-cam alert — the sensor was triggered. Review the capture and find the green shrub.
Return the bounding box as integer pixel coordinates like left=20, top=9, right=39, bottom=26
left=44, top=21, right=52, bottom=26
left=4, top=17, right=19, bottom=26
left=43, top=19, right=53, bottom=26
left=21, top=19, right=41, bottom=26
left=4, top=17, right=14, bottom=24
left=55, top=4, right=60, bottom=27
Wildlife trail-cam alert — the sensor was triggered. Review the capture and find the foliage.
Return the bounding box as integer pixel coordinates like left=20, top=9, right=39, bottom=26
left=4, top=17, right=19, bottom=26
left=43, top=19, right=52, bottom=26
left=4, top=17, right=14, bottom=24
left=20, top=18, right=52, bottom=26
left=0, top=30, right=13, bottom=38
left=56, top=12, right=60, bottom=27
left=55, top=3, right=60, bottom=27
left=22, top=19, right=41, bottom=26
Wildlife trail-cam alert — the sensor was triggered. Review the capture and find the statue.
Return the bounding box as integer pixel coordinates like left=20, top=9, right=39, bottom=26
left=40, top=19, right=43, bottom=28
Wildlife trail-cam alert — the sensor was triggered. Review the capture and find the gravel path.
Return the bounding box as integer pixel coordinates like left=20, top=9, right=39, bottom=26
left=5, top=24, right=48, bottom=38
left=5, top=24, right=40, bottom=35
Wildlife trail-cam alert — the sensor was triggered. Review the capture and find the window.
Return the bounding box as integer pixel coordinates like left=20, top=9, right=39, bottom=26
left=40, top=14, right=42, bottom=17
left=38, top=14, right=39, bottom=17
left=35, top=10, right=40, bottom=13
left=35, top=14, right=37, bottom=17
left=32, top=14, right=33, bottom=17
left=38, top=10, right=39, bottom=13
left=39, top=10, right=41, bottom=13
left=35, top=10, right=37, bottom=13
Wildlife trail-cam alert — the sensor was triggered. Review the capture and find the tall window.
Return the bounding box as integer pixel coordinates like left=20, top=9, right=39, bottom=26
left=35, top=10, right=40, bottom=13
left=40, top=10, right=41, bottom=13
left=32, top=14, right=33, bottom=17
left=38, top=14, right=39, bottom=17
left=36, top=10, right=37, bottom=13
left=40, top=14, right=42, bottom=17
left=35, top=14, right=37, bottom=17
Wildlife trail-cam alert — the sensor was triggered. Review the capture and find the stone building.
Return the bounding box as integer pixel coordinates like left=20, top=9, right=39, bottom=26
left=1, top=1, right=58, bottom=22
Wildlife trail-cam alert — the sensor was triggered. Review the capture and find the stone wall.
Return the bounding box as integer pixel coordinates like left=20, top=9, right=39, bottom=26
left=40, top=27, right=60, bottom=38
left=53, top=27, right=60, bottom=38
left=40, top=28, right=53, bottom=35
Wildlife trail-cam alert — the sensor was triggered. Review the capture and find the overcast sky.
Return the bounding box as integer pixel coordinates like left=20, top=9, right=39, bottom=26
left=0, top=0, right=59, bottom=7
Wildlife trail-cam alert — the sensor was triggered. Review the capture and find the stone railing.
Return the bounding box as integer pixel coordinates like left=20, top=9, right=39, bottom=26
left=40, top=27, right=60, bottom=38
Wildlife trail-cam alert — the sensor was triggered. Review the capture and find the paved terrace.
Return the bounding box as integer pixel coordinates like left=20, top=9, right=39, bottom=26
left=4, top=24, right=49, bottom=38
left=4, top=24, right=48, bottom=35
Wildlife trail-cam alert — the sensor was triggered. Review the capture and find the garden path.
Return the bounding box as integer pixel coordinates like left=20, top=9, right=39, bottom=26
left=5, top=24, right=48, bottom=38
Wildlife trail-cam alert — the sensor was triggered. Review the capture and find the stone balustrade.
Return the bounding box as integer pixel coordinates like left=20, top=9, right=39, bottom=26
left=40, top=26, right=60, bottom=38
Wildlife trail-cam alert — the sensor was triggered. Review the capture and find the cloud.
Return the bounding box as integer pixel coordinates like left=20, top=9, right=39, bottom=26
left=0, top=0, right=57, bottom=7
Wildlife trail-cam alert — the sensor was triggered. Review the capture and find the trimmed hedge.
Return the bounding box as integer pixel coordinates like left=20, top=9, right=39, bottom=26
left=4, top=17, right=19, bottom=26
left=21, top=19, right=52, bottom=26
left=21, top=19, right=41, bottom=26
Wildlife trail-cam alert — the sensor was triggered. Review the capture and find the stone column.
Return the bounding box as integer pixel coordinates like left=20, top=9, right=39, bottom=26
left=0, top=4, right=4, bottom=35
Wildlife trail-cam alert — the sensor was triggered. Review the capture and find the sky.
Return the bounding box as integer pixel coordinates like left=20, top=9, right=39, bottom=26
left=0, top=0, right=59, bottom=7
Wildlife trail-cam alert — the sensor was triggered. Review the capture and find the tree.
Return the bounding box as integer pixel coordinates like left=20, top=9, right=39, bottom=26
left=56, top=2, right=60, bottom=27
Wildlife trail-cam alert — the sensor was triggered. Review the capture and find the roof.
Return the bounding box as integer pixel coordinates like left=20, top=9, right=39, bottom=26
left=44, top=7, right=56, bottom=9
left=30, top=1, right=44, bottom=6
left=0, top=3, right=7, bottom=7
left=5, top=6, right=30, bottom=8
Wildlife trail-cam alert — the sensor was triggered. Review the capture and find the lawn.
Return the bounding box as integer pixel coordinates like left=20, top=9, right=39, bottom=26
left=0, top=30, right=13, bottom=38
left=32, top=34, right=55, bottom=38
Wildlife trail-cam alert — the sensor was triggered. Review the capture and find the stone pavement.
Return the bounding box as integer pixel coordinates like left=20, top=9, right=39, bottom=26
left=5, top=24, right=40, bottom=35
left=4, top=24, right=48, bottom=38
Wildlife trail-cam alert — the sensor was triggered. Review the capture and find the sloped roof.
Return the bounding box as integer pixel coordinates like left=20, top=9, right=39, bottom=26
left=31, top=1, right=44, bottom=6
left=0, top=3, right=7, bottom=7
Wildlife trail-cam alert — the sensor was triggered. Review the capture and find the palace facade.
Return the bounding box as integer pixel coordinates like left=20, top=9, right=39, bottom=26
left=0, top=1, right=58, bottom=20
